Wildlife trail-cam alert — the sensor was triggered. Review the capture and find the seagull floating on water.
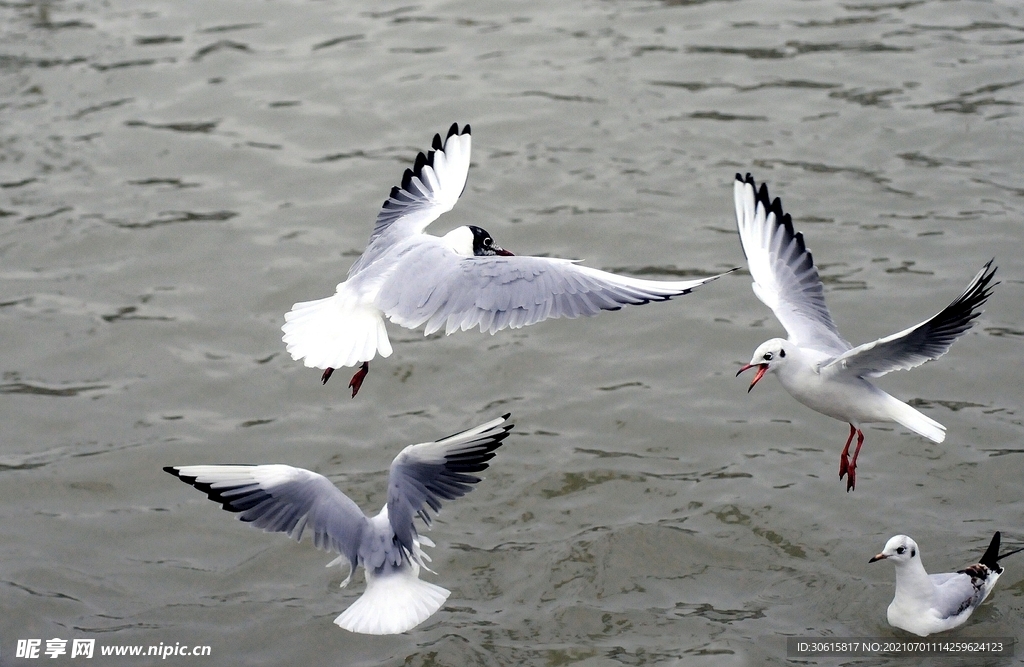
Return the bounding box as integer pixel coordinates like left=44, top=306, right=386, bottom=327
left=870, top=532, right=1023, bottom=636
left=283, top=124, right=731, bottom=396
left=165, top=414, right=512, bottom=635
left=733, top=173, right=997, bottom=491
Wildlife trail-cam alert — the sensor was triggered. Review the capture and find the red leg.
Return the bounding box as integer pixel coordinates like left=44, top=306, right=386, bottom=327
left=321, top=367, right=335, bottom=384
left=839, top=424, right=856, bottom=481
left=348, top=361, right=369, bottom=398
left=846, top=429, right=865, bottom=493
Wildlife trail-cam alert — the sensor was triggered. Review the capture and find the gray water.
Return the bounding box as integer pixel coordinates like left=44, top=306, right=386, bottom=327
left=2, top=0, right=1023, bottom=665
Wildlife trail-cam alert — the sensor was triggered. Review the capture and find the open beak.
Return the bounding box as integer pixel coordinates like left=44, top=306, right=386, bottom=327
left=868, top=553, right=887, bottom=563
left=736, top=363, right=768, bottom=393
left=495, top=246, right=514, bottom=257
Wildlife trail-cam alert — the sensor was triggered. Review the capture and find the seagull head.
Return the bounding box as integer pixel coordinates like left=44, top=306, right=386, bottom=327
left=870, top=534, right=919, bottom=565
left=736, top=338, right=788, bottom=392
left=438, top=224, right=512, bottom=256
left=442, top=225, right=513, bottom=257
left=467, top=225, right=514, bottom=257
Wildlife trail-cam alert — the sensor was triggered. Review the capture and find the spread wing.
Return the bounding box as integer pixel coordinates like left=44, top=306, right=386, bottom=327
left=369, top=123, right=471, bottom=245
left=386, top=414, right=512, bottom=559
left=376, top=241, right=731, bottom=335
left=824, top=261, right=996, bottom=378
left=734, top=173, right=850, bottom=356
left=165, top=464, right=367, bottom=570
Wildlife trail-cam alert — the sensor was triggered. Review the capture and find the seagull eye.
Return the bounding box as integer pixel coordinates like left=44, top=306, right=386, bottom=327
left=762, top=352, right=773, bottom=361
left=896, top=546, right=906, bottom=555
left=484, top=237, right=493, bottom=247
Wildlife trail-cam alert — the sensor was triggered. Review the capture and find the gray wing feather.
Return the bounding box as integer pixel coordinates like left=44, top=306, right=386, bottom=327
left=825, top=261, right=996, bottom=378
left=386, top=415, right=512, bottom=560
left=377, top=243, right=729, bottom=336
left=735, top=173, right=850, bottom=355
left=930, top=572, right=986, bottom=619
left=165, top=465, right=367, bottom=570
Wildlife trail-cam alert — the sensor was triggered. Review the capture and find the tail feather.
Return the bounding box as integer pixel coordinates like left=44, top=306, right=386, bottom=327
left=282, top=294, right=392, bottom=370
left=334, top=563, right=450, bottom=635
left=987, top=531, right=1024, bottom=564
left=885, top=395, right=946, bottom=443
left=980, top=532, right=1001, bottom=570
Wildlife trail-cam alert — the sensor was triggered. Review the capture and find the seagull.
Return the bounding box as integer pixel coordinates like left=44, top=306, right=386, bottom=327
left=870, top=531, right=1024, bottom=636
left=283, top=123, right=731, bottom=396
left=733, top=173, right=997, bottom=491
left=164, top=414, right=512, bottom=635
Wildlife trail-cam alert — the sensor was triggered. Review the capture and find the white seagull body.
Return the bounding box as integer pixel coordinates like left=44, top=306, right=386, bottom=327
left=870, top=532, right=1023, bottom=636
left=733, top=173, right=997, bottom=490
left=165, top=414, right=512, bottom=635
left=283, top=124, right=731, bottom=396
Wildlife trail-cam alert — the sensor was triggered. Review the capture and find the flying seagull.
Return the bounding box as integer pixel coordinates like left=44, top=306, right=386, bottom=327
left=870, top=531, right=1023, bottom=636
left=283, top=124, right=731, bottom=396
left=165, top=414, right=512, bottom=634
left=733, top=173, right=996, bottom=491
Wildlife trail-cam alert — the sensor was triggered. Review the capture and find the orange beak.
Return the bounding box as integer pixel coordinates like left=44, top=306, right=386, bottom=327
left=736, top=363, right=769, bottom=393
left=868, top=553, right=887, bottom=563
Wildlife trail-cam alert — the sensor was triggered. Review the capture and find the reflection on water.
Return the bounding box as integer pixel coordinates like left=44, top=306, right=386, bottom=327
left=1, top=0, right=1022, bottom=664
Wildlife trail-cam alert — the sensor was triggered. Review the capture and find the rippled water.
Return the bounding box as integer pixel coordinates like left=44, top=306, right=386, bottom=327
left=2, top=0, right=1023, bottom=665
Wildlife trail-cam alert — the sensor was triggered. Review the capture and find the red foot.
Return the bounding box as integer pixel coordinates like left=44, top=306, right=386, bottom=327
left=839, top=424, right=855, bottom=481
left=840, top=426, right=865, bottom=493
left=321, top=367, right=335, bottom=385
left=348, top=362, right=369, bottom=398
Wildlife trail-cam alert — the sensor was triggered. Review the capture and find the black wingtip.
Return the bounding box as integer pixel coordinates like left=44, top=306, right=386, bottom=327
left=164, top=466, right=271, bottom=515
left=998, top=547, right=1024, bottom=562
left=979, top=258, right=998, bottom=282
left=413, top=151, right=427, bottom=174
left=995, top=532, right=1024, bottom=563
left=745, top=174, right=810, bottom=263
left=734, top=172, right=759, bottom=190
left=444, top=122, right=470, bottom=138
left=409, top=130, right=462, bottom=188
left=400, top=167, right=414, bottom=191
left=936, top=259, right=1000, bottom=338
left=979, top=258, right=999, bottom=294
left=980, top=531, right=1001, bottom=569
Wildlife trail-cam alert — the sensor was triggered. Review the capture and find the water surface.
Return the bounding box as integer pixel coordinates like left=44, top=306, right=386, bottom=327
left=2, top=0, right=1023, bottom=665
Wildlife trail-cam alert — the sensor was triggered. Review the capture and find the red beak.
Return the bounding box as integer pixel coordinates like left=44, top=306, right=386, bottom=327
left=496, top=247, right=514, bottom=256
left=868, top=553, right=887, bottom=563
left=736, top=363, right=768, bottom=393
